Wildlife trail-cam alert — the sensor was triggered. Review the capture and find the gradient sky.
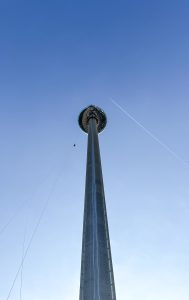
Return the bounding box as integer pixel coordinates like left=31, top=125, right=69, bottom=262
left=0, top=1, right=189, bottom=299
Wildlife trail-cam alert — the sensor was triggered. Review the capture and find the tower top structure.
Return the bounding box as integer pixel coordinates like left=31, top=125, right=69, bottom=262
left=78, top=105, right=107, bottom=133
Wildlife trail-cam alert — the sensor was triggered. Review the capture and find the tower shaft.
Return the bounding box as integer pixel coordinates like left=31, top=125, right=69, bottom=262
left=79, top=117, right=116, bottom=300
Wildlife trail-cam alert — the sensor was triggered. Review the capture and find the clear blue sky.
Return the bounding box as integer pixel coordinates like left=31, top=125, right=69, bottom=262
left=0, top=1, right=189, bottom=299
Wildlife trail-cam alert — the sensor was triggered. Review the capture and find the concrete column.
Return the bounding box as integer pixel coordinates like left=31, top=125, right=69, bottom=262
left=79, top=108, right=116, bottom=300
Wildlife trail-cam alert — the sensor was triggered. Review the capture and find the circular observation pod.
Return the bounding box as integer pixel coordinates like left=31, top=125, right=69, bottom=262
left=78, top=105, right=107, bottom=133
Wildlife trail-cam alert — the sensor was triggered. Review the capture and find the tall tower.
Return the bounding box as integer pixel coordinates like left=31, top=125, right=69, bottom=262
left=78, top=105, right=116, bottom=300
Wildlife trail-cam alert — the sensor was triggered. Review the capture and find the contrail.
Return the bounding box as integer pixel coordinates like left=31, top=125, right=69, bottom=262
left=111, top=98, right=188, bottom=167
